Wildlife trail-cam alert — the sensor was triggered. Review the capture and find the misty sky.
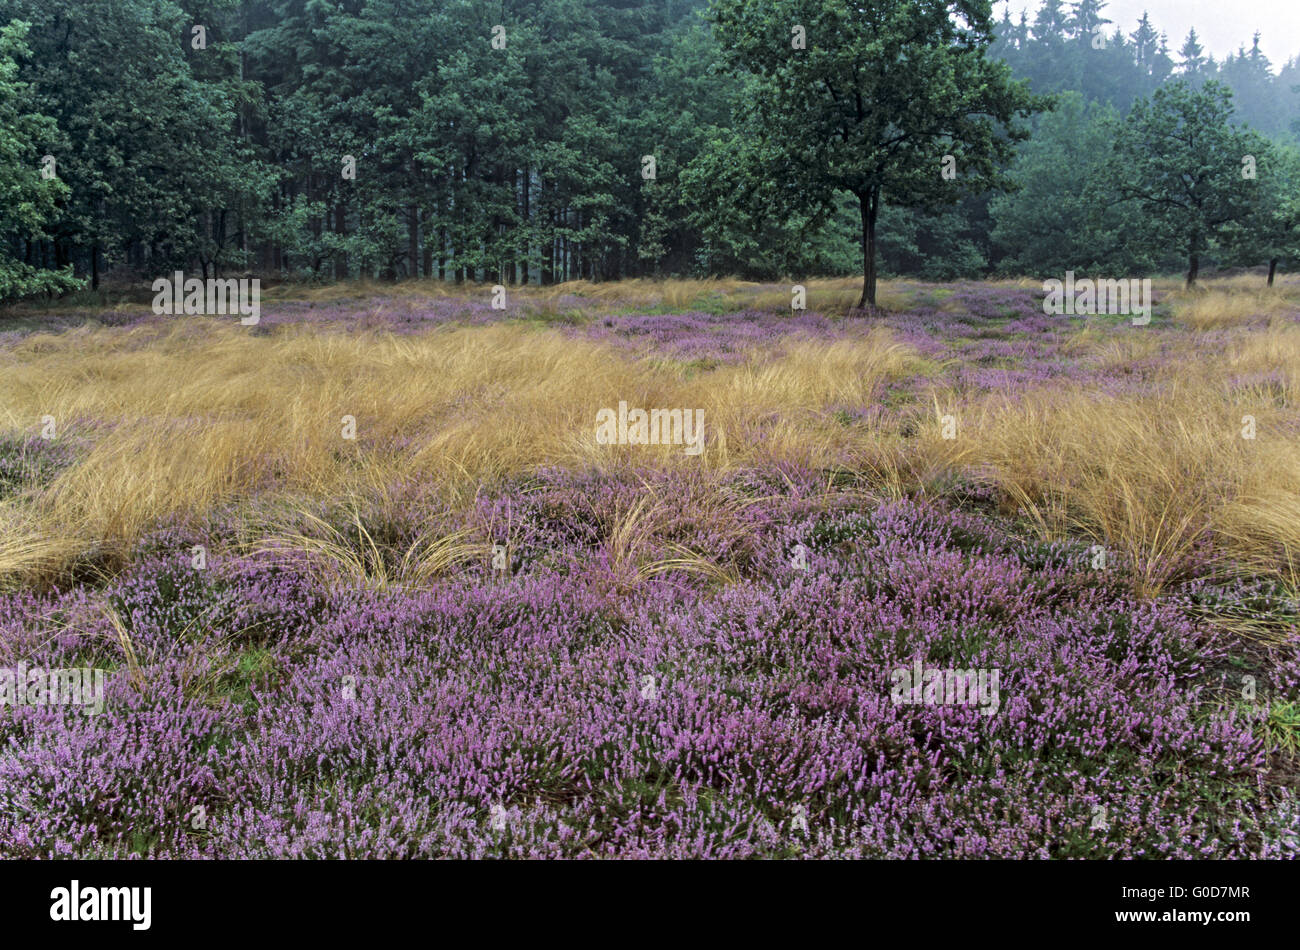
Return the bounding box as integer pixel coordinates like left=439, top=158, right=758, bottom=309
left=1001, top=1, right=1300, bottom=70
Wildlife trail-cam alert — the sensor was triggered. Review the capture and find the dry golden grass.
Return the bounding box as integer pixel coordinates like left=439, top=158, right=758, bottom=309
left=964, top=387, right=1244, bottom=593
left=249, top=506, right=480, bottom=593
left=1169, top=287, right=1294, bottom=329
left=736, top=277, right=919, bottom=314
left=250, top=274, right=919, bottom=316
left=0, top=319, right=919, bottom=580
left=1224, top=323, right=1300, bottom=399
left=540, top=277, right=753, bottom=310
left=2, top=282, right=1298, bottom=596
left=957, top=325, right=1300, bottom=594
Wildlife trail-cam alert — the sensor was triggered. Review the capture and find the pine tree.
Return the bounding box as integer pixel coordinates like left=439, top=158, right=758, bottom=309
left=1130, top=12, right=1158, bottom=72
left=1070, top=0, right=1110, bottom=41
left=1177, top=28, right=1206, bottom=80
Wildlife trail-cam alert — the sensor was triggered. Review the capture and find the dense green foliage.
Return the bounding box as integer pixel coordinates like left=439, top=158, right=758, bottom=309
left=0, top=20, right=79, bottom=298
left=705, top=0, right=1038, bottom=307
left=1112, top=81, right=1271, bottom=286
left=1, top=0, right=1298, bottom=301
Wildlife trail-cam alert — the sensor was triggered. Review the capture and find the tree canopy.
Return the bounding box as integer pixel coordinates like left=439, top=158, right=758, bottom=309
left=2, top=0, right=1298, bottom=303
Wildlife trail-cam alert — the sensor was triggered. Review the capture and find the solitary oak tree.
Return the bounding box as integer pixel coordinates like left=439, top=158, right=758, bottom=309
left=708, top=0, right=1039, bottom=309
left=1220, top=141, right=1300, bottom=286
left=1112, top=80, right=1266, bottom=287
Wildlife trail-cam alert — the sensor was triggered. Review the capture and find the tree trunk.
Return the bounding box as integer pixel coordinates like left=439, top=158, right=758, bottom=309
left=520, top=169, right=530, bottom=285
left=408, top=206, right=419, bottom=278
left=91, top=244, right=100, bottom=290
left=542, top=213, right=554, bottom=285
left=1186, top=253, right=1199, bottom=288
left=336, top=199, right=348, bottom=280
left=421, top=205, right=433, bottom=279
left=1268, top=257, right=1278, bottom=286
left=309, top=197, right=322, bottom=277
left=856, top=188, right=880, bottom=310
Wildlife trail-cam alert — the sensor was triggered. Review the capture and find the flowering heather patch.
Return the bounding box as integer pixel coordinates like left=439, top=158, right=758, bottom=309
left=0, top=467, right=1296, bottom=859
left=0, top=431, right=76, bottom=499
left=579, top=309, right=846, bottom=365
left=2, top=280, right=1299, bottom=859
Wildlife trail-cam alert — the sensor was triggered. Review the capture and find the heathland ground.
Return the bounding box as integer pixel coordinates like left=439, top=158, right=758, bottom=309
left=0, top=276, right=1297, bottom=857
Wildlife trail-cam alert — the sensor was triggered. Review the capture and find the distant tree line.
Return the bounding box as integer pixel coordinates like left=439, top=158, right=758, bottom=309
left=1, top=0, right=1298, bottom=303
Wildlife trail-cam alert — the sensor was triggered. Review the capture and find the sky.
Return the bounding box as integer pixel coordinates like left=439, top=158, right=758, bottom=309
left=1000, top=0, right=1300, bottom=71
